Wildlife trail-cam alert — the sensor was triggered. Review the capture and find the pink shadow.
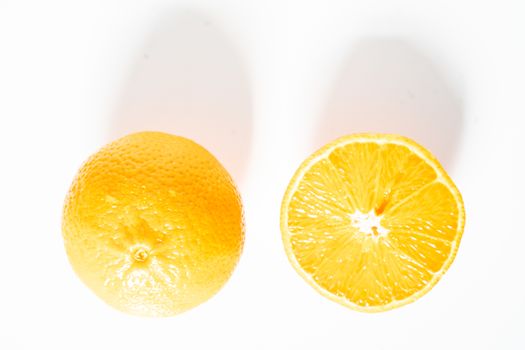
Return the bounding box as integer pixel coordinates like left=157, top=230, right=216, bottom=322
left=109, top=11, right=252, bottom=184
left=315, top=38, right=463, bottom=170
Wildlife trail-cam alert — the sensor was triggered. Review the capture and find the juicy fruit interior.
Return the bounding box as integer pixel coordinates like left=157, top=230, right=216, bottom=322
left=285, top=140, right=462, bottom=309
left=63, top=132, right=244, bottom=317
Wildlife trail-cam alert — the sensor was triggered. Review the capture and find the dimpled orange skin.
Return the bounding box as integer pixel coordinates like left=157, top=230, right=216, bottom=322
left=62, top=132, right=244, bottom=317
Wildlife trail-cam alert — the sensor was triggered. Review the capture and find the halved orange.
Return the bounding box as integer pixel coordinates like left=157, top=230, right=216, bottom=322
left=281, top=134, right=465, bottom=312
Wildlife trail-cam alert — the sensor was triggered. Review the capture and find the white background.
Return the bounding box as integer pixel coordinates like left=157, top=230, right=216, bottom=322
left=1, top=1, right=524, bottom=349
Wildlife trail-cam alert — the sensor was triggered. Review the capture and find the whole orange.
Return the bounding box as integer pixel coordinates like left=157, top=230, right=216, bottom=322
left=62, top=132, right=244, bottom=317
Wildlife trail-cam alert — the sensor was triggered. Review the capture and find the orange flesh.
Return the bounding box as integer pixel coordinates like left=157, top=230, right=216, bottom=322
left=282, top=135, right=464, bottom=311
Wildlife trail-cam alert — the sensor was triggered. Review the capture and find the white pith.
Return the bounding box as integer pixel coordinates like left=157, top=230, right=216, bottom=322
left=350, top=210, right=389, bottom=237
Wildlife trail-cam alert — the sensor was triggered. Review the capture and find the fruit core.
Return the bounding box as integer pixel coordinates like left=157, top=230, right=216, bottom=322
left=350, top=210, right=389, bottom=238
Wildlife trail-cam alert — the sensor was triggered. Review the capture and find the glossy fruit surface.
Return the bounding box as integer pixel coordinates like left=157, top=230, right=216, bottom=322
left=63, top=132, right=244, bottom=317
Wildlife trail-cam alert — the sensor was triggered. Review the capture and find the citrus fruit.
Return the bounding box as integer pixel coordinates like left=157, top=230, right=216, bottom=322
left=62, top=132, right=244, bottom=317
left=281, top=134, right=465, bottom=312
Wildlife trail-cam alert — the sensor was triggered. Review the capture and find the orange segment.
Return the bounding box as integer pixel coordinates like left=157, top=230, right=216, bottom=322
left=281, top=134, right=465, bottom=312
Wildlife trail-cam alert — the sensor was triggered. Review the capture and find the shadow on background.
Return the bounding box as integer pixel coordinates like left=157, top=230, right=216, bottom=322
left=315, top=38, right=463, bottom=169
left=109, top=11, right=252, bottom=183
